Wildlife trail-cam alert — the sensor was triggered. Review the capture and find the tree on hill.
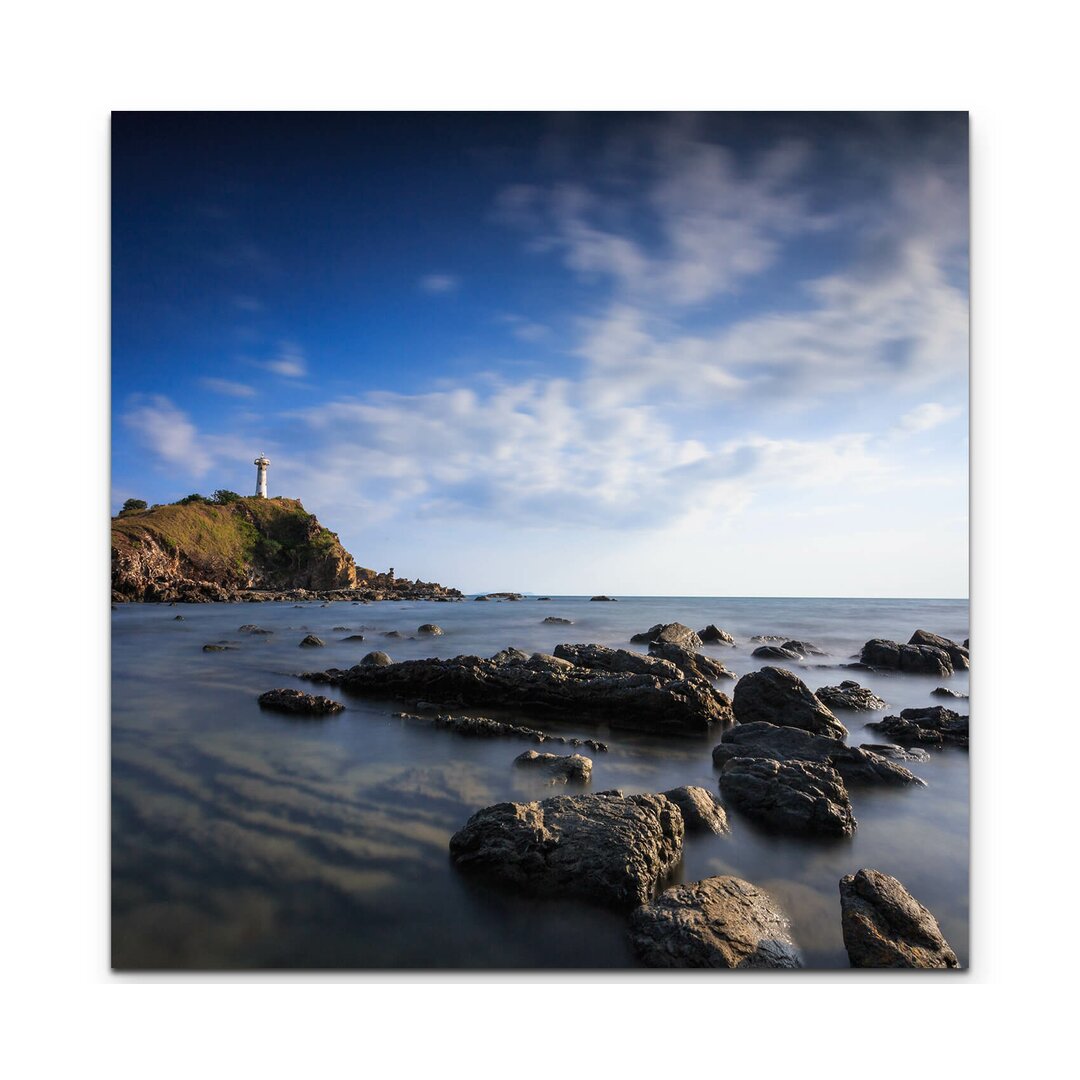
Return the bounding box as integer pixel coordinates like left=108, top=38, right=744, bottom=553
left=176, top=493, right=209, bottom=505
left=212, top=489, right=243, bottom=504
left=120, top=498, right=147, bottom=514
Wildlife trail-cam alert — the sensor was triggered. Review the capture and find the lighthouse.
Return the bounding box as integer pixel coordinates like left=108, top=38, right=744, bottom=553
left=254, top=454, right=270, bottom=498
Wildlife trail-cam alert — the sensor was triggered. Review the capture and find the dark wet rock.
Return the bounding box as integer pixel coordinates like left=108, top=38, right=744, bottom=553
left=400, top=711, right=607, bottom=751
left=537, top=597, right=551, bottom=601
left=491, top=646, right=530, bottom=665
left=752, top=644, right=802, bottom=661
left=698, top=624, right=735, bottom=646
left=867, top=707, right=968, bottom=747
left=750, top=635, right=787, bottom=643
left=569, top=738, right=608, bottom=753
left=815, top=680, right=887, bottom=712
left=304, top=649, right=734, bottom=736
left=361, top=650, right=393, bottom=667
left=909, top=630, right=969, bottom=671
left=543, top=616, right=573, bottom=625
left=629, top=876, right=802, bottom=969
left=661, top=786, right=730, bottom=834
left=524, top=652, right=576, bottom=673
left=719, top=758, right=856, bottom=837
left=448, top=792, right=684, bottom=907
left=514, top=749, right=593, bottom=784
left=783, top=640, right=826, bottom=656
left=712, top=722, right=922, bottom=786
left=553, top=643, right=680, bottom=679
left=238, top=624, right=273, bottom=635
left=383, top=630, right=403, bottom=639
left=201, top=643, right=237, bottom=652
left=417, top=623, right=443, bottom=635
left=473, top=595, right=491, bottom=601
left=732, top=666, right=847, bottom=739
left=341, top=634, right=366, bottom=641
left=590, top=595, right=618, bottom=601
left=332, top=626, right=350, bottom=631
left=839, top=868, right=959, bottom=968
left=299, top=634, right=326, bottom=647
left=860, top=639, right=954, bottom=677
left=647, top=642, right=736, bottom=682
left=630, top=623, right=702, bottom=650
left=173, top=614, right=185, bottom=621
left=257, top=688, right=344, bottom=716
left=931, top=687, right=968, bottom=699
left=861, top=743, right=932, bottom=763
left=964, top=638, right=969, bottom=649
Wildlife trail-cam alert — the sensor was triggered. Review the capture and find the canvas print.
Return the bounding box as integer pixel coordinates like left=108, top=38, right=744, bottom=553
left=111, top=112, right=969, bottom=970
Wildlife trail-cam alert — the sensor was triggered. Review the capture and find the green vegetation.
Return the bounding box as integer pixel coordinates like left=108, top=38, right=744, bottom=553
left=212, top=489, right=243, bottom=505
left=120, top=498, right=147, bottom=514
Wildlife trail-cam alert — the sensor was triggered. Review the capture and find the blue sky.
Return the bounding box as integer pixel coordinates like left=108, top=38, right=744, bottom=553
left=112, top=112, right=968, bottom=597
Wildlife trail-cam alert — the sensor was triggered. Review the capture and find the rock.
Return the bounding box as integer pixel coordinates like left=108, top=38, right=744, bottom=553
left=839, top=868, right=959, bottom=968
left=257, top=688, right=344, bottom=716
left=514, top=750, right=593, bottom=784
left=590, top=595, right=618, bottom=601
left=719, top=757, right=856, bottom=837
left=360, top=650, right=393, bottom=667
left=867, top=707, right=968, bottom=747
left=859, top=639, right=954, bottom=677
left=491, top=646, right=530, bottom=665
left=173, top=614, right=185, bottom=621
left=661, top=786, right=730, bottom=834
left=543, top=616, right=573, bottom=625
left=201, top=643, right=236, bottom=652
left=553, top=643, right=681, bottom=679
left=537, top=597, right=552, bottom=601
left=383, top=630, right=403, bottom=639
left=712, top=722, right=922, bottom=786
left=931, top=687, right=968, bottom=699
left=647, top=642, right=736, bottom=681
left=629, top=623, right=702, bottom=650
left=417, top=624, right=443, bottom=635
left=752, top=644, right=802, bottom=661
left=629, top=876, right=802, bottom=969
left=524, top=652, right=576, bottom=673
left=403, top=711, right=606, bottom=750
left=238, top=624, right=273, bottom=635
left=815, top=680, right=887, bottom=712
left=861, top=743, right=932, bottom=763
left=341, top=634, right=366, bottom=641
left=909, top=630, right=969, bottom=671
left=448, top=792, right=684, bottom=907
left=299, top=634, right=326, bottom=647
left=749, top=635, right=787, bottom=643
left=698, top=625, right=735, bottom=645
left=474, top=595, right=491, bottom=601
left=305, top=649, right=734, bottom=736
left=783, top=640, right=825, bottom=656
left=332, top=626, right=350, bottom=631
left=732, top=667, right=848, bottom=739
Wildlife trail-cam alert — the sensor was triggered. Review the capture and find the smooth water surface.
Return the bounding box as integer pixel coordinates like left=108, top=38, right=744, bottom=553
left=112, top=596, right=969, bottom=969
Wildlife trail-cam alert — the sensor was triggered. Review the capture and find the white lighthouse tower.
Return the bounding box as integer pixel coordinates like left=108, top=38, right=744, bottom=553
left=254, top=454, right=270, bottom=498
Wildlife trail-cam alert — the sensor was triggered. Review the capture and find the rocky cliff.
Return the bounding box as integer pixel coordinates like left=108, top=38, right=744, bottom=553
left=111, top=496, right=459, bottom=603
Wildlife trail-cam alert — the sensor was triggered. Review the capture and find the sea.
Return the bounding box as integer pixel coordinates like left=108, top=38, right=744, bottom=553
left=111, top=595, right=969, bottom=970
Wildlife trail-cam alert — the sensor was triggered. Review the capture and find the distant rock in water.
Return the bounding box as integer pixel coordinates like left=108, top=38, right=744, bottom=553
left=590, top=595, right=618, bottom=601
left=514, top=750, right=593, bottom=784
left=417, top=623, right=443, bottom=635
left=299, top=634, right=325, bottom=647
left=341, top=634, right=366, bottom=641
left=752, top=644, right=802, bottom=661
left=448, top=791, right=684, bottom=908
left=112, top=495, right=462, bottom=603
left=543, top=616, right=573, bottom=625
left=732, top=667, right=848, bottom=739
left=908, top=630, right=969, bottom=671
left=719, top=757, right=856, bottom=838
left=238, top=624, right=272, bottom=635
left=698, top=625, right=736, bottom=646
left=839, top=868, right=959, bottom=968
left=201, top=643, right=237, bottom=652
left=815, top=680, right=887, bottom=712
left=257, top=688, right=344, bottom=716
left=661, top=786, right=730, bottom=834
left=629, top=877, right=802, bottom=969
left=931, top=687, right=968, bottom=699
left=630, top=623, right=702, bottom=650
left=783, top=640, right=825, bottom=656
left=859, top=639, right=954, bottom=677
left=302, top=647, right=734, bottom=736
left=399, top=711, right=607, bottom=751
left=867, top=706, right=968, bottom=747
left=361, top=650, right=392, bottom=667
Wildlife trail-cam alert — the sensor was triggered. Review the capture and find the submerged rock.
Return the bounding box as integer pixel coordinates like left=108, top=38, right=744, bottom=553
left=784, top=640, right=826, bottom=656
left=299, top=634, right=326, bottom=647
left=361, top=650, right=393, bottom=667
left=909, top=630, right=969, bottom=671
left=448, top=792, right=684, bottom=907
left=815, top=680, right=888, bottom=712
left=867, top=706, right=968, bottom=747
left=590, top=595, right=618, bottom=602
left=341, top=634, right=366, bottom=641
left=712, top=722, right=922, bottom=786
left=257, top=688, right=344, bottom=716
left=732, top=667, right=848, bottom=739
left=752, top=644, right=802, bottom=661
left=543, top=616, right=573, bottom=625
left=630, top=623, right=703, bottom=650
left=661, top=786, right=730, bottom=834
left=839, top=868, right=959, bottom=968
left=173, top=614, right=185, bottom=621
left=861, top=743, right=932, bottom=763
left=931, top=687, right=968, bottom=699
left=514, top=749, right=593, bottom=784
left=719, top=757, right=856, bottom=837
left=417, top=623, right=443, bottom=635
left=201, top=643, right=237, bottom=652
left=629, top=876, right=802, bottom=969
left=698, top=624, right=735, bottom=645
left=403, top=712, right=607, bottom=751
left=860, top=639, right=954, bottom=677
left=305, top=649, right=735, bottom=735
left=238, top=624, right=273, bottom=635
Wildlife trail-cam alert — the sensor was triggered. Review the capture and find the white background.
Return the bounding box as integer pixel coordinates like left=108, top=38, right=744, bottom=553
left=1, top=0, right=1073, bottom=1074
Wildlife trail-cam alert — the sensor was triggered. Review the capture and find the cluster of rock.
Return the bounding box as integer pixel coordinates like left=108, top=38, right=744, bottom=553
left=302, top=645, right=735, bottom=736
left=858, top=630, right=968, bottom=677
left=867, top=706, right=969, bottom=747
left=752, top=640, right=826, bottom=661
left=257, top=688, right=344, bottom=716
left=395, top=711, right=607, bottom=751
left=514, top=750, right=593, bottom=784
left=815, top=680, right=888, bottom=712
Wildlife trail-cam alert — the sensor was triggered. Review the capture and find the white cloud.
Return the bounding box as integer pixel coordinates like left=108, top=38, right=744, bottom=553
left=893, top=402, right=963, bottom=436
left=199, top=377, right=257, bottom=398
left=258, top=344, right=307, bottom=378
left=418, top=273, right=459, bottom=294
left=122, top=395, right=213, bottom=476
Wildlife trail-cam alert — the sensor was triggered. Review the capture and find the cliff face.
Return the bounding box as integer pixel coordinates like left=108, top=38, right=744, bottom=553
left=112, top=497, right=362, bottom=601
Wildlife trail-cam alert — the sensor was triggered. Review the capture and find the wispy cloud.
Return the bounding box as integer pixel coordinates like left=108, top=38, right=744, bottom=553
left=122, top=395, right=213, bottom=476
left=257, top=343, right=308, bottom=379
left=892, top=402, right=963, bottom=436
left=199, top=377, right=257, bottom=398
left=418, top=273, right=459, bottom=295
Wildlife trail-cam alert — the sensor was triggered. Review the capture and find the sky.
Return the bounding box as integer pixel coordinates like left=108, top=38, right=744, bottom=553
left=111, top=112, right=968, bottom=597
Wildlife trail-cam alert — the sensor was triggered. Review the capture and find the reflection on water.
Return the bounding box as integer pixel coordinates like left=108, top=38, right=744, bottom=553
left=112, top=596, right=968, bottom=969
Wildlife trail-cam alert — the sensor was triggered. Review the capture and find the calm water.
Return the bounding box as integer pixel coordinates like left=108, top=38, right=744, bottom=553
left=111, top=596, right=969, bottom=970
